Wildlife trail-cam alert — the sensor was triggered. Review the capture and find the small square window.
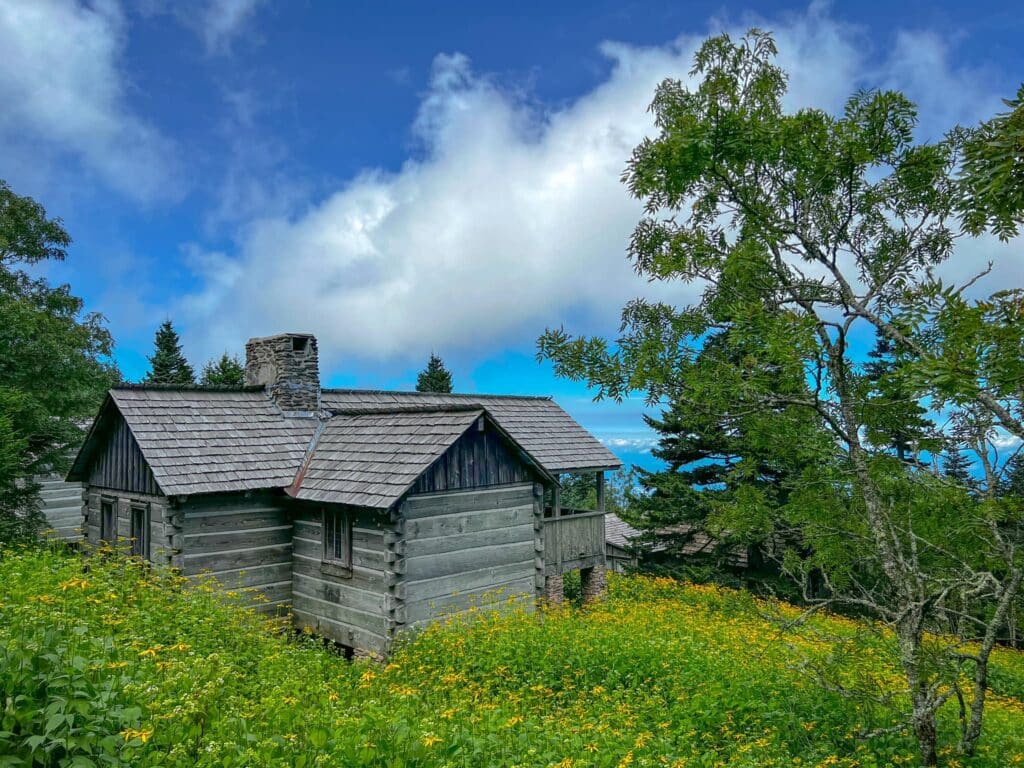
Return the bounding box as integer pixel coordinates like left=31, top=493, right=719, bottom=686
left=292, top=336, right=308, bottom=353
left=322, top=509, right=351, bottom=572
left=130, top=504, right=150, bottom=560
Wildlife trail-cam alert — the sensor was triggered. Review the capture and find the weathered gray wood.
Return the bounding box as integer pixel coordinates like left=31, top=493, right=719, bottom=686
left=183, top=507, right=284, bottom=534
left=404, top=575, right=536, bottom=622
left=187, top=562, right=293, bottom=589
left=184, top=543, right=292, bottom=573
left=292, top=608, right=388, bottom=656
left=410, top=418, right=534, bottom=494
left=543, top=510, right=606, bottom=575
left=292, top=535, right=385, bottom=571
left=292, top=572, right=388, bottom=615
left=404, top=523, right=533, bottom=558
left=403, top=503, right=534, bottom=540
left=184, top=525, right=292, bottom=555
left=596, top=471, right=605, bottom=513
left=291, top=588, right=389, bottom=634
left=87, top=414, right=161, bottom=496
left=404, top=540, right=535, bottom=581
left=403, top=483, right=533, bottom=518
left=291, top=554, right=387, bottom=591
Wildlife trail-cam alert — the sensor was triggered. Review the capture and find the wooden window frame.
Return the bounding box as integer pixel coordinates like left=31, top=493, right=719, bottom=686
left=99, top=496, right=117, bottom=544
left=321, top=508, right=352, bottom=578
left=130, top=503, right=150, bottom=560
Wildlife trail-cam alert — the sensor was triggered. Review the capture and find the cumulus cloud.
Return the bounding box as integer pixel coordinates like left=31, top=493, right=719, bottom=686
left=0, top=0, right=178, bottom=202
left=180, top=6, right=1012, bottom=366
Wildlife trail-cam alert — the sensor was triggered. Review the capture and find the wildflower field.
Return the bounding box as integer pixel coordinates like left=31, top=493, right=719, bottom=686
left=2, top=548, right=1024, bottom=767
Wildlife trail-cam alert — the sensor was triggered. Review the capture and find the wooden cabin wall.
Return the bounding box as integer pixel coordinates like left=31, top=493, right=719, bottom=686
left=397, top=482, right=542, bottom=629
left=87, top=416, right=161, bottom=497
left=290, top=505, right=394, bottom=656
left=37, top=473, right=86, bottom=541
left=84, top=487, right=174, bottom=565
left=178, top=492, right=293, bottom=614
left=411, top=420, right=533, bottom=494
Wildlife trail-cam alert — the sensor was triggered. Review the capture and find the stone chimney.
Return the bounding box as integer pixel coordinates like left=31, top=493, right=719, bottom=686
left=244, top=333, right=321, bottom=413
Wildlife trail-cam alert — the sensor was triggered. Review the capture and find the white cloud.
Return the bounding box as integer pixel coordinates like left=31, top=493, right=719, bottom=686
left=201, top=0, right=265, bottom=54
left=0, top=0, right=178, bottom=202
left=181, top=6, right=1011, bottom=366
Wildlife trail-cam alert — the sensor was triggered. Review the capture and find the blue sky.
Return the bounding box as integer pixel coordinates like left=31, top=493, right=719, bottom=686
left=2, top=0, right=1022, bottom=471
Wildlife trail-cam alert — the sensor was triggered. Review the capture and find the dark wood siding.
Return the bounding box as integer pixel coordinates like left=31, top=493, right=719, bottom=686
left=411, top=420, right=533, bottom=494
left=88, top=414, right=161, bottom=496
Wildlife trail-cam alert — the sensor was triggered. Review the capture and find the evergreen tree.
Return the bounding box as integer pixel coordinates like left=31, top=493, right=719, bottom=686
left=144, top=321, right=194, bottom=385
left=943, top=448, right=974, bottom=487
left=200, top=353, right=245, bottom=387
left=1000, top=453, right=1024, bottom=499
left=630, top=331, right=824, bottom=569
left=863, top=334, right=933, bottom=462
left=416, top=353, right=453, bottom=393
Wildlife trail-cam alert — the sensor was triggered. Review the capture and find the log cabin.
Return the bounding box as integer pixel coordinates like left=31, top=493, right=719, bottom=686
left=68, top=333, right=620, bottom=657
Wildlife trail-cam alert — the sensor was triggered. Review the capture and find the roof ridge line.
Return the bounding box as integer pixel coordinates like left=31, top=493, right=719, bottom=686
left=327, top=404, right=485, bottom=416
left=112, top=384, right=266, bottom=393
left=321, top=387, right=552, bottom=401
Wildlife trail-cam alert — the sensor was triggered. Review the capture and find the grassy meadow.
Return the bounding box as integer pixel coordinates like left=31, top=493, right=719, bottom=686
left=2, top=547, right=1024, bottom=768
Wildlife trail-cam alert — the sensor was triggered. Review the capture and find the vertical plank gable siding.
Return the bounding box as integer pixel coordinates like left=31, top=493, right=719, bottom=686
left=88, top=415, right=160, bottom=496
left=179, top=493, right=293, bottom=613
left=400, top=483, right=539, bottom=626
left=291, top=506, right=394, bottom=655
left=411, top=421, right=532, bottom=494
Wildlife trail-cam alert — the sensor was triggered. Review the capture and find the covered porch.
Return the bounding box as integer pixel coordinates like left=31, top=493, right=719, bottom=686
left=541, top=469, right=610, bottom=604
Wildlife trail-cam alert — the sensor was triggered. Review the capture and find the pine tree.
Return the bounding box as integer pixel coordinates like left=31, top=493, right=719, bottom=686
left=200, top=353, right=245, bottom=387
left=144, top=320, right=195, bottom=385
left=630, top=331, right=824, bottom=570
left=1000, top=452, right=1024, bottom=498
left=864, top=334, right=932, bottom=462
left=942, top=448, right=974, bottom=487
left=415, top=353, right=453, bottom=393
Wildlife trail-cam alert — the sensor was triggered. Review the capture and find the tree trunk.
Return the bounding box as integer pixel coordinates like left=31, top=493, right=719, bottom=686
left=896, top=610, right=939, bottom=766
left=960, top=568, right=1024, bottom=756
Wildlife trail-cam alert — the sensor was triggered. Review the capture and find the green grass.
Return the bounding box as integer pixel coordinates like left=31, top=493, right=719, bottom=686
left=1, top=546, right=1023, bottom=767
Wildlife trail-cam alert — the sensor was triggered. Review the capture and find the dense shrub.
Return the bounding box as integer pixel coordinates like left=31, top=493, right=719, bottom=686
left=1, top=546, right=1023, bottom=767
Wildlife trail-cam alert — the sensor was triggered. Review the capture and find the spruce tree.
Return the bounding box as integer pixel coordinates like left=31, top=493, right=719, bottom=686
left=1000, top=452, right=1024, bottom=499
left=415, top=353, right=453, bottom=393
left=144, top=320, right=195, bottom=385
left=864, top=334, right=932, bottom=462
left=630, top=331, right=823, bottom=570
left=943, top=448, right=974, bottom=487
left=200, top=353, right=245, bottom=387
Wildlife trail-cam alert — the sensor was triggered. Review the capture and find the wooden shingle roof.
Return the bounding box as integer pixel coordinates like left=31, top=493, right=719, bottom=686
left=290, top=408, right=550, bottom=508
left=70, top=385, right=618, bottom=504
left=321, top=389, right=620, bottom=473
left=69, top=388, right=317, bottom=496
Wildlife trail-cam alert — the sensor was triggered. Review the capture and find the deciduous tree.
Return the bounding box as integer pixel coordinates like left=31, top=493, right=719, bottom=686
left=0, top=180, right=117, bottom=543
left=538, top=32, right=1023, bottom=763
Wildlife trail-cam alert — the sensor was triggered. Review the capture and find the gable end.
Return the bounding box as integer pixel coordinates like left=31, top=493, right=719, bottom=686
left=83, top=409, right=161, bottom=496
left=410, top=415, right=538, bottom=495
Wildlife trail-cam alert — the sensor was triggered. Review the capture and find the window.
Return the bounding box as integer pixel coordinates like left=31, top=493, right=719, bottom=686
left=322, top=508, right=351, bottom=572
left=100, top=498, right=116, bottom=544
left=130, top=504, right=150, bottom=560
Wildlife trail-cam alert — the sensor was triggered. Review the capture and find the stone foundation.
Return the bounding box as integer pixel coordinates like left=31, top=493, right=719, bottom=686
left=580, top=565, right=607, bottom=604
left=544, top=574, right=565, bottom=604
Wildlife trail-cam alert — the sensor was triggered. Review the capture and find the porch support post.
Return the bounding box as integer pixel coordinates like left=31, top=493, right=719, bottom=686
left=596, top=470, right=605, bottom=512
left=580, top=565, right=607, bottom=604
left=544, top=573, right=565, bottom=604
